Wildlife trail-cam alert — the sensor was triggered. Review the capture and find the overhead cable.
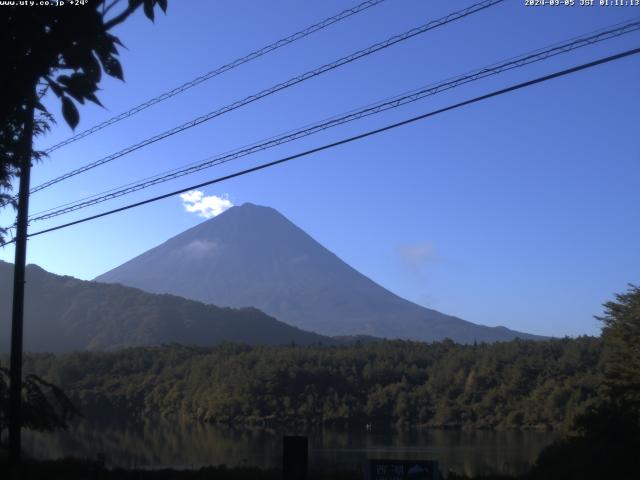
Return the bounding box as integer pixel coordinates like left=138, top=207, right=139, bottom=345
left=28, top=19, right=640, bottom=223
left=8, top=45, right=636, bottom=245
left=43, top=0, right=389, bottom=154
left=29, top=0, right=504, bottom=195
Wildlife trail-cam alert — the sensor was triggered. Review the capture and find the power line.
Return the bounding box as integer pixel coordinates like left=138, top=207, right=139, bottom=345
left=30, top=18, right=640, bottom=220
left=29, top=0, right=504, bottom=195
left=9, top=45, right=636, bottom=245
left=43, top=0, right=389, bottom=154
left=32, top=16, right=640, bottom=218
left=27, top=19, right=640, bottom=223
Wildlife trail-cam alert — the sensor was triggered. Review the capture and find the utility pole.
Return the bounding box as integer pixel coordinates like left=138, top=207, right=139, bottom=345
left=8, top=89, right=36, bottom=468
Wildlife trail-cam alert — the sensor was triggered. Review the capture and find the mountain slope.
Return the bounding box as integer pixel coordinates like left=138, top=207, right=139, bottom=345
left=0, top=261, right=332, bottom=353
left=96, top=203, right=542, bottom=343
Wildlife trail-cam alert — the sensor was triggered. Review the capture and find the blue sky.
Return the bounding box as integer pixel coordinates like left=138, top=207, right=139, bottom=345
left=2, top=0, right=639, bottom=337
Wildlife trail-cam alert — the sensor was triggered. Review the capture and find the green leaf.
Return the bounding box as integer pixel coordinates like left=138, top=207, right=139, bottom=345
left=46, top=78, right=63, bottom=98
left=61, top=96, right=79, bottom=130
left=86, top=92, right=104, bottom=108
left=107, top=33, right=125, bottom=49
left=157, top=0, right=168, bottom=13
left=58, top=73, right=95, bottom=104
left=56, top=74, right=72, bottom=87
left=143, top=0, right=155, bottom=22
left=94, top=33, right=118, bottom=59
left=62, top=46, right=84, bottom=70
left=83, top=52, right=102, bottom=84
left=65, top=90, right=86, bottom=105
left=59, top=73, right=95, bottom=94
left=103, top=56, right=124, bottom=81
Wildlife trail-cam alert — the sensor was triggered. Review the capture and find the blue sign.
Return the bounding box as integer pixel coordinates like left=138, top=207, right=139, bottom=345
left=366, top=459, right=440, bottom=480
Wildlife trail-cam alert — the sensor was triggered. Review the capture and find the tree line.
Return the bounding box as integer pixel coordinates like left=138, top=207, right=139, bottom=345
left=2, top=284, right=639, bottom=479
left=20, top=335, right=603, bottom=431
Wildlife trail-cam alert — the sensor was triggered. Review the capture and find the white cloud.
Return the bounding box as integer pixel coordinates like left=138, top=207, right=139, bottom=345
left=179, top=190, right=233, bottom=218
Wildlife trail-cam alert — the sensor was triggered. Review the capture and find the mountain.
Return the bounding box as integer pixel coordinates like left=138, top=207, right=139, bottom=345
left=96, top=203, right=543, bottom=343
left=0, top=261, right=332, bottom=353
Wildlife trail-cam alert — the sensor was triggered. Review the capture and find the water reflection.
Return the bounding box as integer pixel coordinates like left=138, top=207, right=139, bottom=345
left=23, top=419, right=556, bottom=476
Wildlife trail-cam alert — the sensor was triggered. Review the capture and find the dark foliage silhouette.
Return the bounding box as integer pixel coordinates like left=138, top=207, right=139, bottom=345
left=0, top=367, right=80, bottom=442
left=0, top=0, right=168, bottom=242
left=527, top=284, right=640, bottom=480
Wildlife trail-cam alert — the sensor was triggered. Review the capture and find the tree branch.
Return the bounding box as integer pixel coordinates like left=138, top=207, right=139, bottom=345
left=104, top=0, right=143, bottom=31
left=103, top=0, right=121, bottom=17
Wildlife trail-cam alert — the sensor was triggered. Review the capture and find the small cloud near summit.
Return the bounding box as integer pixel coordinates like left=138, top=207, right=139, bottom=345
left=179, top=190, right=233, bottom=218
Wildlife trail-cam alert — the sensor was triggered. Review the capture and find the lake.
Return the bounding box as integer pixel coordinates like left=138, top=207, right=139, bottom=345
left=23, top=419, right=557, bottom=477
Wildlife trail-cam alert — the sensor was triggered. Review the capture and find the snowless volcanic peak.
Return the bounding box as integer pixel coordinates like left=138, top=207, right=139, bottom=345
left=96, top=203, right=544, bottom=343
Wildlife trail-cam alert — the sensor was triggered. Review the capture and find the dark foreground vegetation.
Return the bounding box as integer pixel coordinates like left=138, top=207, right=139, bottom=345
left=21, top=336, right=602, bottom=430
left=2, top=459, right=346, bottom=480
left=2, top=286, right=639, bottom=479
left=14, top=459, right=563, bottom=480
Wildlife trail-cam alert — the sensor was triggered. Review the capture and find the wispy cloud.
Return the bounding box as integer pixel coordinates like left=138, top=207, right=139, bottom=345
left=397, top=241, right=439, bottom=309
left=398, top=241, right=437, bottom=266
left=181, top=239, right=219, bottom=258
left=179, top=190, right=233, bottom=218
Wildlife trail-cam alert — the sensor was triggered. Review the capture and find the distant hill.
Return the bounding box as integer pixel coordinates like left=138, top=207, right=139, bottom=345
left=0, top=261, right=332, bottom=353
left=96, top=203, right=544, bottom=343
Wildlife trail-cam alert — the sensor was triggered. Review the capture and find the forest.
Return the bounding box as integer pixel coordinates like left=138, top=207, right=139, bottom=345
left=2, top=285, right=639, bottom=479
left=20, top=336, right=603, bottom=431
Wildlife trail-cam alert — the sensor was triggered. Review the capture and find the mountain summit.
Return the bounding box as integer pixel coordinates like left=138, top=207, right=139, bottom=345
left=96, top=203, right=541, bottom=343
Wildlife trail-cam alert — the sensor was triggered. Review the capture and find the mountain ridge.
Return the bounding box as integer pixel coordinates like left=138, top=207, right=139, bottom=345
left=0, top=260, right=333, bottom=353
left=96, top=203, right=544, bottom=343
